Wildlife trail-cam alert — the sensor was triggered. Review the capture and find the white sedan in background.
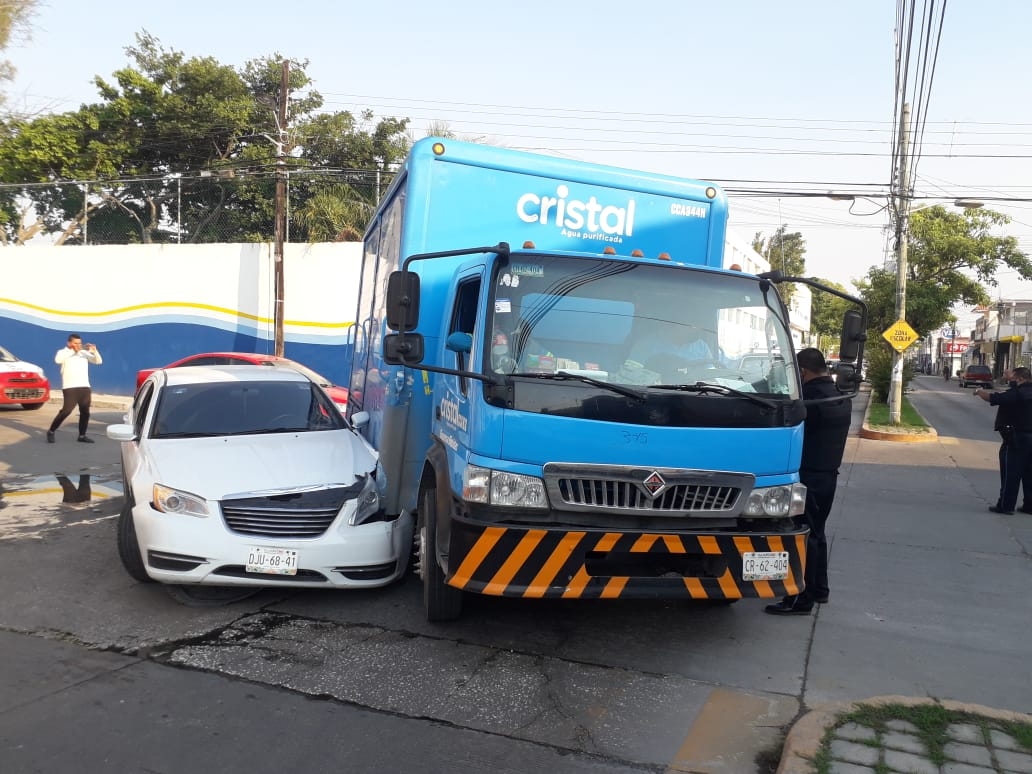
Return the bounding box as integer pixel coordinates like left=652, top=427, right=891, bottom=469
left=109, top=365, right=412, bottom=605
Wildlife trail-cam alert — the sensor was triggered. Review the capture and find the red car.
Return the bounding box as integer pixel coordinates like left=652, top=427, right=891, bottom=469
left=0, top=345, right=51, bottom=410
left=957, top=364, right=993, bottom=389
left=136, top=352, right=348, bottom=412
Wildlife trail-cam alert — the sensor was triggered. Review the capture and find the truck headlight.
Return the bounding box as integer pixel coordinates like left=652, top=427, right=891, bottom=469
left=153, top=484, right=209, bottom=517
left=742, top=483, right=806, bottom=517
left=463, top=465, right=548, bottom=509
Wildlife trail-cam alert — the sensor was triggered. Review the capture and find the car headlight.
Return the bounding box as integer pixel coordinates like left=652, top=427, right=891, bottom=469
left=153, top=484, right=209, bottom=517
left=742, top=483, right=806, bottom=517
left=347, top=474, right=382, bottom=526
left=463, top=465, right=548, bottom=509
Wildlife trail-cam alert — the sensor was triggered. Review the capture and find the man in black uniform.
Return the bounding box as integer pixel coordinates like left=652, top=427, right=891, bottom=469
left=974, top=366, right=1032, bottom=514
left=766, top=348, right=852, bottom=616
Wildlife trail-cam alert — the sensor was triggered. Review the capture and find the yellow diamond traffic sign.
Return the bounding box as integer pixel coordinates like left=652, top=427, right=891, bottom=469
left=882, top=319, right=920, bottom=353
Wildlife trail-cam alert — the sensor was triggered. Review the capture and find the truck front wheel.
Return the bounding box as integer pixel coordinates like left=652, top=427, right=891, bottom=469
left=420, top=486, right=463, bottom=622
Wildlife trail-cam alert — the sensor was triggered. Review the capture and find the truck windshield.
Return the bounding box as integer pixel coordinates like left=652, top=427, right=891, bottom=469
left=487, top=255, right=799, bottom=399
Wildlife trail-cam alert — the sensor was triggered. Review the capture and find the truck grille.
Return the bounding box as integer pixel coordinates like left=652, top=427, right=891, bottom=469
left=220, top=483, right=363, bottom=538
left=544, top=463, right=754, bottom=515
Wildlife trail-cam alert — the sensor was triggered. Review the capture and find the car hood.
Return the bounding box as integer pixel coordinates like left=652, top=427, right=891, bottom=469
left=143, top=430, right=377, bottom=499
left=0, top=359, right=45, bottom=376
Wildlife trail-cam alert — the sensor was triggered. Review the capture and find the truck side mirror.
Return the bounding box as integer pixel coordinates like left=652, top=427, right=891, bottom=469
left=383, top=332, right=425, bottom=366
left=839, top=309, right=865, bottom=362
left=386, top=271, right=420, bottom=332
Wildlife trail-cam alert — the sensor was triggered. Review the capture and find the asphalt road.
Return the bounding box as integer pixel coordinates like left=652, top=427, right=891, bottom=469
left=1, top=382, right=1029, bottom=774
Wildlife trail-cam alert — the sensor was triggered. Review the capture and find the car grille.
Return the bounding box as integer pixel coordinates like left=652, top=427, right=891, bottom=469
left=3, top=387, right=46, bottom=399
left=220, top=483, right=364, bottom=538
left=544, top=463, right=753, bottom=515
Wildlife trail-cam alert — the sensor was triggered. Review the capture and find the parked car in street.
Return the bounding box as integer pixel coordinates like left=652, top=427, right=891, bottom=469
left=0, top=345, right=51, bottom=410
left=108, top=365, right=410, bottom=606
left=957, top=364, right=994, bottom=389
left=135, top=352, right=348, bottom=412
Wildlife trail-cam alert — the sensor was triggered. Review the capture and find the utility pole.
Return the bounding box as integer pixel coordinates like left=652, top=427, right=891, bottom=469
left=273, top=59, right=290, bottom=357
left=889, top=102, right=912, bottom=424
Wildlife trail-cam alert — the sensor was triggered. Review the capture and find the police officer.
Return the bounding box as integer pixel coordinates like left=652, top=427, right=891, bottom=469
left=975, top=366, right=1032, bottom=515
left=766, top=348, right=852, bottom=615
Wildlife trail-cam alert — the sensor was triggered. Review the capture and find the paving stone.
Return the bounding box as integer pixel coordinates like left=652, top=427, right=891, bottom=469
left=886, top=719, right=921, bottom=735
left=989, top=728, right=1024, bottom=752
left=882, top=730, right=928, bottom=755
left=837, top=721, right=880, bottom=743
left=828, top=763, right=878, bottom=774
left=995, top=746, right=1032, bottom=772
left=943, top=741, right=995, bottom=767
left=882, top=748, right=938, bottom=773
left=829, top=739, right=881, bottom=767
left=946, top=723, right=986, bottom=745
left=941, top=763, right=997, bottom=774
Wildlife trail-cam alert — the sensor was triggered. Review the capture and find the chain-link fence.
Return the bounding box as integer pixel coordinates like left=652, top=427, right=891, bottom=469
left=1, top=169, right=398, bottom=245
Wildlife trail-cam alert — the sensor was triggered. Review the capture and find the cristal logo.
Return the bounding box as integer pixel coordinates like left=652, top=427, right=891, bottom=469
left=516, top=184, right=636, bottom=237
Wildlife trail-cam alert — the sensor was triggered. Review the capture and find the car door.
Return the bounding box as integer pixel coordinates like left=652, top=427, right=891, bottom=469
left=122, top=379, right=157, bottom=489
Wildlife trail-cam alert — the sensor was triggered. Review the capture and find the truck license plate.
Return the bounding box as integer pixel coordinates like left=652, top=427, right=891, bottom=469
left=742, top=551, right=789, bottom=581
left=246, top=546, right=298, bottom=576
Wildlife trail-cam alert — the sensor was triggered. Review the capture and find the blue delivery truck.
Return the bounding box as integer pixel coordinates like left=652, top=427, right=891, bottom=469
left=347, top=138, right=866, bottom=620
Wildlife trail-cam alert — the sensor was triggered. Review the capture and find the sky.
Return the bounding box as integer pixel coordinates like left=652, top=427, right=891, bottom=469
left=6, top=0, right=1032, bottom=332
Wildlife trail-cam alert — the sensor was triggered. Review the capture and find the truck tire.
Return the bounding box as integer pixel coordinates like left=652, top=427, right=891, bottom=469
left=420, top=486, right=463, bottom=622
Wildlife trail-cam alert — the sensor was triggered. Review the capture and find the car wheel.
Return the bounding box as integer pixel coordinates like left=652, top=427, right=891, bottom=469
left=165, top=585, right=259, bottom=607
left=419, top=486, right=463, bottom=622
left=22, top=402, right=44, bottom=411
left=116, top=497, right=154, bottom=583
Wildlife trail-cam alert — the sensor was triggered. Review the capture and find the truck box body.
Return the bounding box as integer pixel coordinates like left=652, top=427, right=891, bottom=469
left=349, top=138, right=812, bottom=616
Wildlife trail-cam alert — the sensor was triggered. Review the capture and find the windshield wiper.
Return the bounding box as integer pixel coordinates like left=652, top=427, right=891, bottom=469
left=649, top=381, right=777, bottom=409
left=509, top=371, right=647, bottom=403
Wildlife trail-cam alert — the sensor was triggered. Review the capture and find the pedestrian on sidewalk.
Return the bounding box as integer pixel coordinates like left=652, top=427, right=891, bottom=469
left=974, top=366, right=1032, bottom=515
left=46, top=334, right=102, bottom=444
left=766, top=348, right=852, bottom=616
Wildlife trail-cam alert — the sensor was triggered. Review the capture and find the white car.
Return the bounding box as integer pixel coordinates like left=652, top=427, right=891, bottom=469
left=108, top=365, right=412, bottom=605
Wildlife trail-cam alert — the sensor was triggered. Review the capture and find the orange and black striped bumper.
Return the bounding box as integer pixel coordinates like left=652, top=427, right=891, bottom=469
left=446, top=521, right=807, bottom=600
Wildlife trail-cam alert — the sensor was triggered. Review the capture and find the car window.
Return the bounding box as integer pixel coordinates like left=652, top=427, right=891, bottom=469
left=152, top=380, right=344, bottom=438
left=133, top=382, right=155, bottom=437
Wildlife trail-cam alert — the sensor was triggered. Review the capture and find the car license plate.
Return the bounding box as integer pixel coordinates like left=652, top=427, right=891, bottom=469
left=246, top=546, right=298, bottom=576
left=742, top=551, right=789, bottom=581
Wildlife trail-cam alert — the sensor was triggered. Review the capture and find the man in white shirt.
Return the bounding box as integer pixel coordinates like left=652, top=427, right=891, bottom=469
left=47, top=334, right=103, bottom=443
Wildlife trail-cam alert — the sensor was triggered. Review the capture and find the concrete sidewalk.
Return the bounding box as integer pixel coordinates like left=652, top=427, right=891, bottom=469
left=777, top=384, right=1032, bottom=774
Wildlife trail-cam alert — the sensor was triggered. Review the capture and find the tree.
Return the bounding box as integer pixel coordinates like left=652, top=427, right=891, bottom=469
left=0, top=0, right=38, bottom=110
left=809, top=277, right=853, bottom=353
left=752, top=225, right=807, bottom=305
left=856, top=205, right=1032, bottom=339
left=0, top=32, right=411, bottom=244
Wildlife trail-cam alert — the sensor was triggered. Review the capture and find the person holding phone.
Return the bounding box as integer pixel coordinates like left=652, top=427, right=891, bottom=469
left=47, top=334, right=103, bottom=444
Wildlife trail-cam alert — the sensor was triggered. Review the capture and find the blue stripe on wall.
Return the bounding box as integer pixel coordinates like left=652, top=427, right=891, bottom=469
left=0, top=318, right=355, bottom=395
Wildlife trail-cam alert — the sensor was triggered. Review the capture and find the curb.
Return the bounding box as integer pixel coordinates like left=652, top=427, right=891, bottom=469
left=857, top=390, right=938, bottom=442
left=48, top=392, right=131, bottom=412
left=777, top=696, right=1032, bottom=774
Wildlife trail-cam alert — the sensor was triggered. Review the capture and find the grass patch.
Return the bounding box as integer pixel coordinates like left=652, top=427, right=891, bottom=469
left=811, top=702, right=1032, bottom=774
left=867, top=397, right=929, bottom=430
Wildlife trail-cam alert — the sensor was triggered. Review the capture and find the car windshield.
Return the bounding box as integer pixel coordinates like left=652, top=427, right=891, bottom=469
left=152, top=380, right=345, bottom=438
left=0, top=346, right=19, bottom=362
